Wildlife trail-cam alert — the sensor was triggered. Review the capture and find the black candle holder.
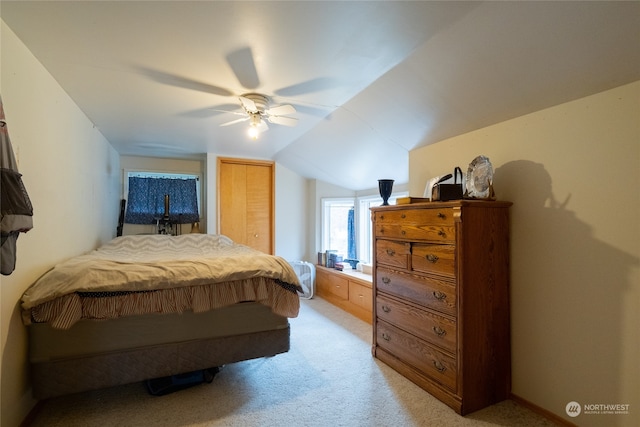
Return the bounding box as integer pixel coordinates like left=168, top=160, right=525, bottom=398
left=378, top=179, right=394, bottom=206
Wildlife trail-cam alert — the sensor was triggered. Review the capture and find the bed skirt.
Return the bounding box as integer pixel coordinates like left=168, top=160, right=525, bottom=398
left=32, top=326, right=289, bottom=399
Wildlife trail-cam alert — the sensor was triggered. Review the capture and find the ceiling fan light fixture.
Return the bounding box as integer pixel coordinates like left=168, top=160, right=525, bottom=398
left=219, top=93, right=295, bottom=138
left=248, top=113, right=262, bottom=140
left=248, top=124, right=259, bottom=140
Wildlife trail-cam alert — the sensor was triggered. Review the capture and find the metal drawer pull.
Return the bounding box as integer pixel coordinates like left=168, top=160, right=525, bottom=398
left=382, top=333, right=391, bottom=341
left=433, top=360, right=447, bottom=373
left=382, top=305, right=391, bottom=313
left=433, top=326, right=447, bottom=337
left=401, top=214, right=406, bottom=218
left=438, top=230, right=446, bottom=237
left=401, top=230, right=406, bottom=235
left=437, top=212, right=446, bottom=219
left=386, top=249, right=396, bottom=256
left=426, top=254, right=439, bottom=263
left=433, top=291, right=447, bottom=301
left=382, top=277, right=391, bottom=284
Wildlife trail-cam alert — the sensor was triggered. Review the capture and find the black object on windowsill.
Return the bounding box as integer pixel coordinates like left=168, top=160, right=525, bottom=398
left=344, top=259, right=360, bottom=270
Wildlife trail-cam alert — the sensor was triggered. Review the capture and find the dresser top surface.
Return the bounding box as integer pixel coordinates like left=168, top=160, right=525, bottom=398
left=370, top=200, right=512, bottom=212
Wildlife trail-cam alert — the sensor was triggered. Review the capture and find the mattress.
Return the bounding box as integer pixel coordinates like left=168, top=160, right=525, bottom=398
left=22, top=234, right=301, bottom=329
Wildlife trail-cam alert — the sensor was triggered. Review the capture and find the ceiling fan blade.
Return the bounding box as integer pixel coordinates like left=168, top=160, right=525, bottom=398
left=266, top=104, right=296, bottom=116
left=180, top=103, right=244, bottom=118
left=136, top=66, right=234, bottom=97
left=274, top=77, right=337, bottom=97
left=226, top=47, right=260, bottom=90
left=239, top=96, right=258, bottom=113
left=210, top=109, right=247, bottom=117
left=268, top=115, right=298, bottom=127
left=220, top=117, right=249, bottom=127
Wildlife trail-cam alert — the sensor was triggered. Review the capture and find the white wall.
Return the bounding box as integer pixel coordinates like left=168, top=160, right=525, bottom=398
left=0, top=21, right=120, bottom=427
left=274, top=164, right=308, bottom=261
left=409, top=81, right=640, bottom=427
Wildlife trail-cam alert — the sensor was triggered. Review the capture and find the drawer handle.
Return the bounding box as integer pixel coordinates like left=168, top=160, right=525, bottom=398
left=382, top=305, right=391, bottom=313
left=433, top=291, right=447, bottom=301
left=386, top=249, right=396, bottom=256
left=401, top=214, right=406, bottom=218
left=438, top=230, right=446, bottom=237
left=381, top=277, right=391, bottom=284
left=381, top=332, right=391, bottom=341
left=438, top=212, right=446, bottom=219
left=432, top=326, right=447, bottom=337
left=401, top=230, right=406, bottom=235
left=433, top=360, right=447, bottom=373
left=380, top=215, right=385, bottom=220
left=426, top=254, right=439, bottom=263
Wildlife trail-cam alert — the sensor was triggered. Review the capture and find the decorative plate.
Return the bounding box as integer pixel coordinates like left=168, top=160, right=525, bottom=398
left=465, top=155, right=494, bottom=199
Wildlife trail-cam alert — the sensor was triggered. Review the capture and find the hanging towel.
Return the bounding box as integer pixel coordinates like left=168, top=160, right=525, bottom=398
left=1, top=95, right=34, bottom=275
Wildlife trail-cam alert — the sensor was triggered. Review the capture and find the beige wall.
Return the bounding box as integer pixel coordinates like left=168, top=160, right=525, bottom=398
left=0, top=21, right=121, bottom=426
left=410, top=81, right=639, bottom=426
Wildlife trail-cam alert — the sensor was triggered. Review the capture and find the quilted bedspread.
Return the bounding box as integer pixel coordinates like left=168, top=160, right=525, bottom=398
left=22, top=234, right=301, bottom=329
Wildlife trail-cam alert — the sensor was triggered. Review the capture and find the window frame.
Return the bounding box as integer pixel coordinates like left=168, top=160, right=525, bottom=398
left=320, top=190, right=408, bottom=267
left=320, top=197, right=354, bottom=254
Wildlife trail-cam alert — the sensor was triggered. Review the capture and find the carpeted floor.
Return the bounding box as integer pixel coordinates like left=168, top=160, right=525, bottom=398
left=26, top=298, right=558, bottom=426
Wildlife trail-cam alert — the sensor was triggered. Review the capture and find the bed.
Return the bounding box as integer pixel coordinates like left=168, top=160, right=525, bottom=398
left=21, top=234, right=302, bottom=399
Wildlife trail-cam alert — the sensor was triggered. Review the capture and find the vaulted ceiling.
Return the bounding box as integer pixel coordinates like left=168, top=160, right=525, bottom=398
left=2, top=1, right=639, bottom=190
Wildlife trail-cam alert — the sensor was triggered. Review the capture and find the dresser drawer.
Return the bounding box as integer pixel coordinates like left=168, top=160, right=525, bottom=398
left=374, top=208, right=456, bottom=242
left=376, top=240, right=409, bottom=269
left=375, top=223, right=455, bottom=242
left=376, top=268, right=456, bottom=316
left=376, top=295, right=456, bottom=354
left=377, top=320, right=457, bottom=392
left=412, top=244, right=456, bottom=278
left=374, top=208, right=455, bottom=226
left=349, top=281, right=373, bottom=312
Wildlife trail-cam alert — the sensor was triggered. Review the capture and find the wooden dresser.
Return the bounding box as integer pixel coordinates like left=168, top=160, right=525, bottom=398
left=316, top=265, right=373, bottom=324
left=371, top=200, right=512, bottom=415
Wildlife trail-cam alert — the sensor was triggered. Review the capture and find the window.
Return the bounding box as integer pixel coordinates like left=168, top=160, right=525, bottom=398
left=322, top=199, right=354, bottom=259
left=124, top=172, right=200, bottom=225
left=321, top=190, right=407, bottom=266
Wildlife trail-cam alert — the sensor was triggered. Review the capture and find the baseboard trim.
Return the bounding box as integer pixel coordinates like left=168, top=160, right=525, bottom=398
left=20, top=399, right=42, bottom=427
left=510, top=393, right=577, bottom=427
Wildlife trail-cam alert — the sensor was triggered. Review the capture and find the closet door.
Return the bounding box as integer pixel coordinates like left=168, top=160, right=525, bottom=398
left=218, top=157, right=274, bottom=254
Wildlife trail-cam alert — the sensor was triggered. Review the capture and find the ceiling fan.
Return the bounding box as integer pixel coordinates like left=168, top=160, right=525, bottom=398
left=137, top=47, right=334, bottom=139
left=218, top=93, right=297, bottom=139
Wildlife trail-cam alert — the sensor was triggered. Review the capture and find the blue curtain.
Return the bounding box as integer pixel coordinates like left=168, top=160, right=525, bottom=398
left=347, top=207, right=357, bottom=260
left=124, top=177, right=199, bottom=224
